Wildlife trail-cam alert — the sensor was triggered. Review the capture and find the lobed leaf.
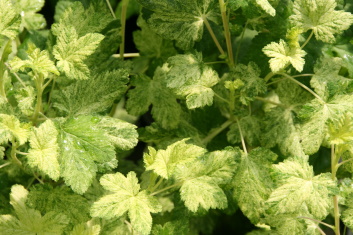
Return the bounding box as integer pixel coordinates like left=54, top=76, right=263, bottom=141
left=27, top=120, right=60, bottom=181
left=0, top=185, right=69, bottom=235
left=91, top=172, right=162, bottom=235
left=289, top=0, right=353, bottom=43
left=0, top=0, right=21, bottom=39
left=52, top=69, right=129, bottom=116
left=126, top=74, right=182, bottom=129
left=232, top=148, right=277, bottom=223
left=144, top=139, right=206, bottom=179
left=158, top=54, right=219, bottom=109
left=267, top=156, right=338, bottom=219
left=53, top=26, right=104, bottom=80
left=138, top=0, right=218, bottom=50
left=0, top=114, right=30, bottom=145
left=263, top=39, right=306, bottom=72
left=55, top=116, right=116, bottom=194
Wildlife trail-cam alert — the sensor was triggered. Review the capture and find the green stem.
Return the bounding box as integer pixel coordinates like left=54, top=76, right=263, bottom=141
left=0, top=64, right=6, bottom=99
left=218, top=0, right=234, bottom=67
left=105, top=0, right=116, bottom=19
left=4, top=62, right=26, bottom=87
left=32, top=73, right=44, bottom=125
left=202, top=15, right=225, bottom=56
left=264, top=71, right=275, bottom=82
left=214, top=92, right=230, bottom=104
left=150, top=177, right=164, bottom=193
left=298, top=216, right=334, bottom=230
left=337, top=158, right=353, bottom=169
left=292, top=74, right=314, bottom=78
left=301, top=30, right=314, bottom=49
left=0, top=162, right=11, bottom=169
left=236, top=118, right=247, bottom=154
left=119, top=0, right=129, bottom=59
left=11, top=141, right=22, bottom=166
left=204, top=61, right=227, bottom=65
left=331, top=145, right=340, bottom=235
left=280, top=73, right=325, bottom=104
left=235, top=20, right=249, bottom=65
left=201, top=119, right=234, bottom=145
left=150, top=182, right=182, bottom=196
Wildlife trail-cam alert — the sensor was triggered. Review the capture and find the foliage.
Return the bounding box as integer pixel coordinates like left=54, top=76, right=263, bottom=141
left=0, top=0, right=353, bottom=234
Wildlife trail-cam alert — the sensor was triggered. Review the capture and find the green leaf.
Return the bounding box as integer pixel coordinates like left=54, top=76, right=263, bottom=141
left=0, top=185, right=69, bottom=235
left=0, top=114, right=30, bottom=145
left=227, top=116, right=261, bottom=147
left=69, top=222, right=101, bottom=235
left=262, top=107, right=306, bottom=158
left=53, top=1, right=114, bottom=37
left=126, top=74, right=182, bottom=129
left=10, top=46, right=59, bottom=77
left=230, top=62, right=267, bottom=105
left=52, top=26, right=104, bottom=80
left=14, top=86, right=35, bottom=117
left=144, top=139, right=207, bottom=179
left=27, top=184, right=91, bottom=226
left=91, top=172, right=162, bottom=235
left=133, top=18, right=177, bottom=59
left=232, top=148, right=277, bottom=223
left=0, top=0, right=21, bottom=39
left=158, top=53, right=219, bottom=109
left=310, top=57, right=353, bottom=100
left=255, top=0, right=276, bottom=16
left=266, top=156, right=338, bottom=219
left=55, top=115, right=116, bottom=194
left=138, top=0, right=218, bottom=50
left=327, top=113, right=353, bottom=145
left=11, top=0, right=46, bottom=30
left=263, top=39, right=306, bottom=72
left=52, top=69, right=129, bottom=116
left=97, top=116, right=138, bottom=151
left=299, top=95, right=353, bottom=154
left=27, top=120, right=60, bottom=181
left=342, top=193, right=353, bottom=230
left=152, top=220, right=188, bottom=235
left=174, top=148, right=237, bottom=212
left=289, top=0, right=353, bottom=43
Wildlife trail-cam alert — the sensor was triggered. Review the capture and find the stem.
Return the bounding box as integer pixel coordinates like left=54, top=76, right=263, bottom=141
left=105, top=0, right=116, bottom=19
left=150, top=177, right=164, bottom=193
left=119, top=0, right=129, bottom=59
left=280, top=73, right=325, bottom=104
left=0, top=162, right=11, bottom=169
left=298, top=216, right=335, bottom=230
left=301, top=30, right=314, bottom=49
left=204, top=61, right=227, bottom=65
left=264, top=71, right=275, bottom=82
left=218, top=0, right=234, bottom=67
left=337, top=158, right=353, bottom=169
left=150, top=182, right=182, bottom=196
left=10, top=141, right=22, bottom=166
left=214, top=92, right=230, bottom=104
left=292, top=74, right=314, bottom=78
left=201, top=119, right=234, bottom=145
left=32, top=73, right=44, bottom=125
left=331, top=144, right=341, bottom=235
left=235, top=20, right=249, bottom=65
left=47, top=77, right=56, bottom=109
left=236, top=118, right=247, bottom=154
left=202, top=16, right=225, bottom=56
left=4, top=62, right=26, bottom=87
left=112, top=53, right=140, bottom=58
